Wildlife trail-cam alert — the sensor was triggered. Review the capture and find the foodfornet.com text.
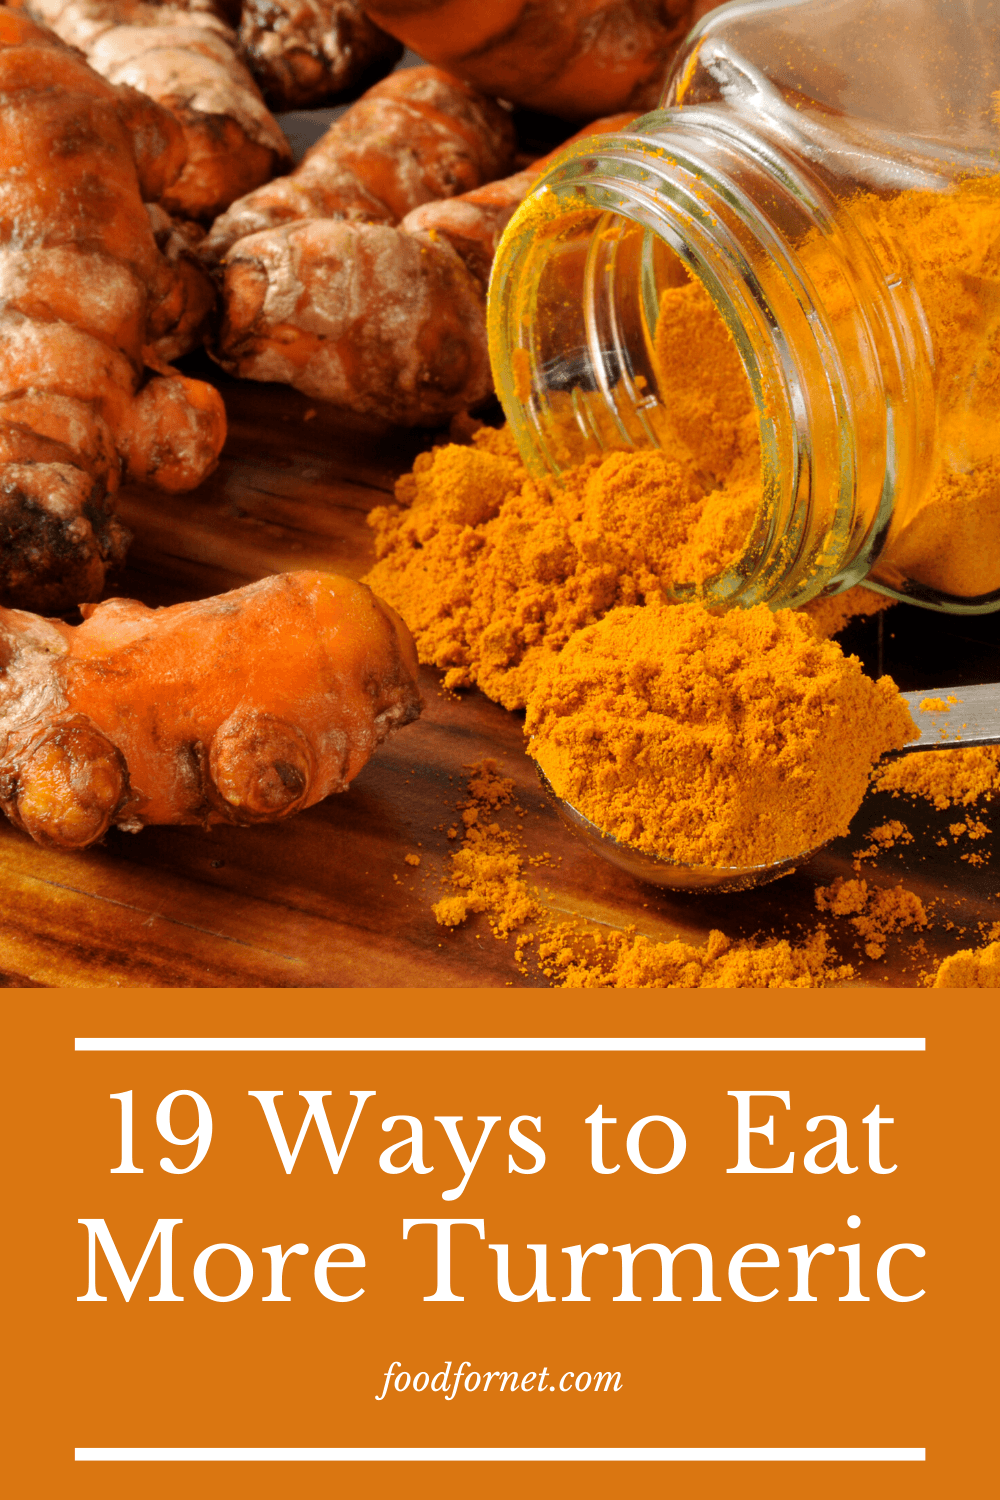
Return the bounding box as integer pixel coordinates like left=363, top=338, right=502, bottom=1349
left=376, top=1361, right=622, bottom=1401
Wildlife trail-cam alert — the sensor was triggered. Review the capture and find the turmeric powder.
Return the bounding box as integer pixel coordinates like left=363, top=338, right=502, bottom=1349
left=919, top=696, right=960, bottom=714
left=814, top=877, right=928, bottom=962
left=524, top=602, right=916, bottom=870
left=364, top=398, right=760, bottom=710
left=675, top=175, right=1000, bottom=603
left=366, top=422, right=897, bottom=708
left=650, top=276, right=760, bottom=490
left=556, top=925, right=853, bottom=990
left=434, top=760, right=854, bottom=988
left=719, top=174, right=1000, bottom=602
left=368, top=180, right=1000, bottom=709
left=930, top=941, right=1000, bottom=988
left=363, top=262, right=771, bottom=706
left=801, top=586, right=896, bottom=639
left=366, top=177, right=997, bottom=893
left=873, top=747, right=1000, bottom=810
left=866, top=177, right=1000, bottom=601
left=856, top=820, right=913, bottom=860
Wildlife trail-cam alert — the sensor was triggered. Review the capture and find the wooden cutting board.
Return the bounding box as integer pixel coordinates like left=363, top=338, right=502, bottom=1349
left=1, top=363, right=996, bottom=988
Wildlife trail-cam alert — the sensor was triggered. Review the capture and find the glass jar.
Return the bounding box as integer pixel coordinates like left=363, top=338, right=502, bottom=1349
left=488, top=0, right=1000, bottom=614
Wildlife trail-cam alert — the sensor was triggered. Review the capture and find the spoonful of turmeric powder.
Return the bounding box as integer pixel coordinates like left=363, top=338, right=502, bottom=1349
left=525, top=601, right=999, bottom=893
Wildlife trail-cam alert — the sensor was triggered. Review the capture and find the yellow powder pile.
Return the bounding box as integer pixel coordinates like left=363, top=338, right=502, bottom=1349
left=949, top=816, right=990, bottom=843
left=550, top=926, right=853, bottom=989
left=867, top=820, right=913, bottom=849
left=930, top=940, right=1000, bottom=988
left=367, top=177, right=1000, bottom=717
left=942, top=813, right=991, bottom=867
left=814, top=877, right=928, bottom=961
left=432, top=762, right=853, bottom=988
left=801, top=586, right=896, bottom=639
left=873, top=747, right=1000, bottom=809
left=854, top=819, right=914, bottom=863
left=366, top=418, right=892, bottom=716
left=365, top=276, right=764, bottom=712
left=868, top=177, right=1000, bottom=599
left=369, top=176, right=1000, bottom=719
left=365, top=416, right=758, bottom=710
left=651, top=278, right=761, bottom=490
left=524, top=601, right=917, bottom=869
left=432, top=760, right=535, bottom=934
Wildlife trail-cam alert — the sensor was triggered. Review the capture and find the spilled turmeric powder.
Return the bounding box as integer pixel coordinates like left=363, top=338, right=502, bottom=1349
left=365, top=270, right=768, bottom=710
left=866, top=177, right=1000, bottom=601
left=433, top=760, right=854, bottom=988
left=801, top=586, right=896, bottom=639
left=930, top=940, right=1000, bottom=988
left=919, top=695, right=960, bottom=714
left=364, top=442, right=897, bottom=720
left=873, top=746, right=1000, bottom=809
left=367, top=179, right=996, bottom=944
left=814, top=877, right=928, bottom=962
left=368, top=175, right=1000, bottom=723
left=365, top=422, right=757, bottom=710
left=863, top=821, right=913, bottom=852
left=524, top=602, right=916, bottom=869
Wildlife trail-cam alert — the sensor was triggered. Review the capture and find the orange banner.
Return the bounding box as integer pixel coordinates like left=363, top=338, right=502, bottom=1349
left=4, top=989, right=992, bottom=1498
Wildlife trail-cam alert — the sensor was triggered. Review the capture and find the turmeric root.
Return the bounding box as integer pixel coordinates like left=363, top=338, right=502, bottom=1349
left=215, top=219, right=493, bottom=424
left=27, top=0, right=292, bottom=222
left=0, top=9, right=226, bottom=613
left=357, top=0, right=710, bottom=119
left=0, top=571, right=422, bottom=849
left=212, top=113, right=635, bottom=424
left=200, top=64, right=516, bottom=265
left=239, top=0, right=402, bottom=111
left=143, top=204, right=218, bottom=363
left=400, top=111, right=639, bottom=287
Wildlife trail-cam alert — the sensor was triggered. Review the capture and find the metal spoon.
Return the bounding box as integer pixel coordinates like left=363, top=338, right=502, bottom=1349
left=537, top=682, right=1000, bottom=894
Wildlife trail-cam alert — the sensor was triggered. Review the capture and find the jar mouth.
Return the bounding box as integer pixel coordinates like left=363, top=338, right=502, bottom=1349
left=488, top=109, right=917, bottom=612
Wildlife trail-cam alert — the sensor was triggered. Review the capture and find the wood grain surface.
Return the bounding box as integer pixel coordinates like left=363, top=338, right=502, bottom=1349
left=1, top=361, right=996, bottom=988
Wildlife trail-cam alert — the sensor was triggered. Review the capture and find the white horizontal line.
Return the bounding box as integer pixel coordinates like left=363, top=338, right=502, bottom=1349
left=74, top=1448, right=925, bottom=1463
left=74, top=1037, right=925, bottom=1053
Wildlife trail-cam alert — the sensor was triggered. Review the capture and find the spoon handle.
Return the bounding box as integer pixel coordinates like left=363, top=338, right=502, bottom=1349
left=892, top=683, right=1000, bottom=754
